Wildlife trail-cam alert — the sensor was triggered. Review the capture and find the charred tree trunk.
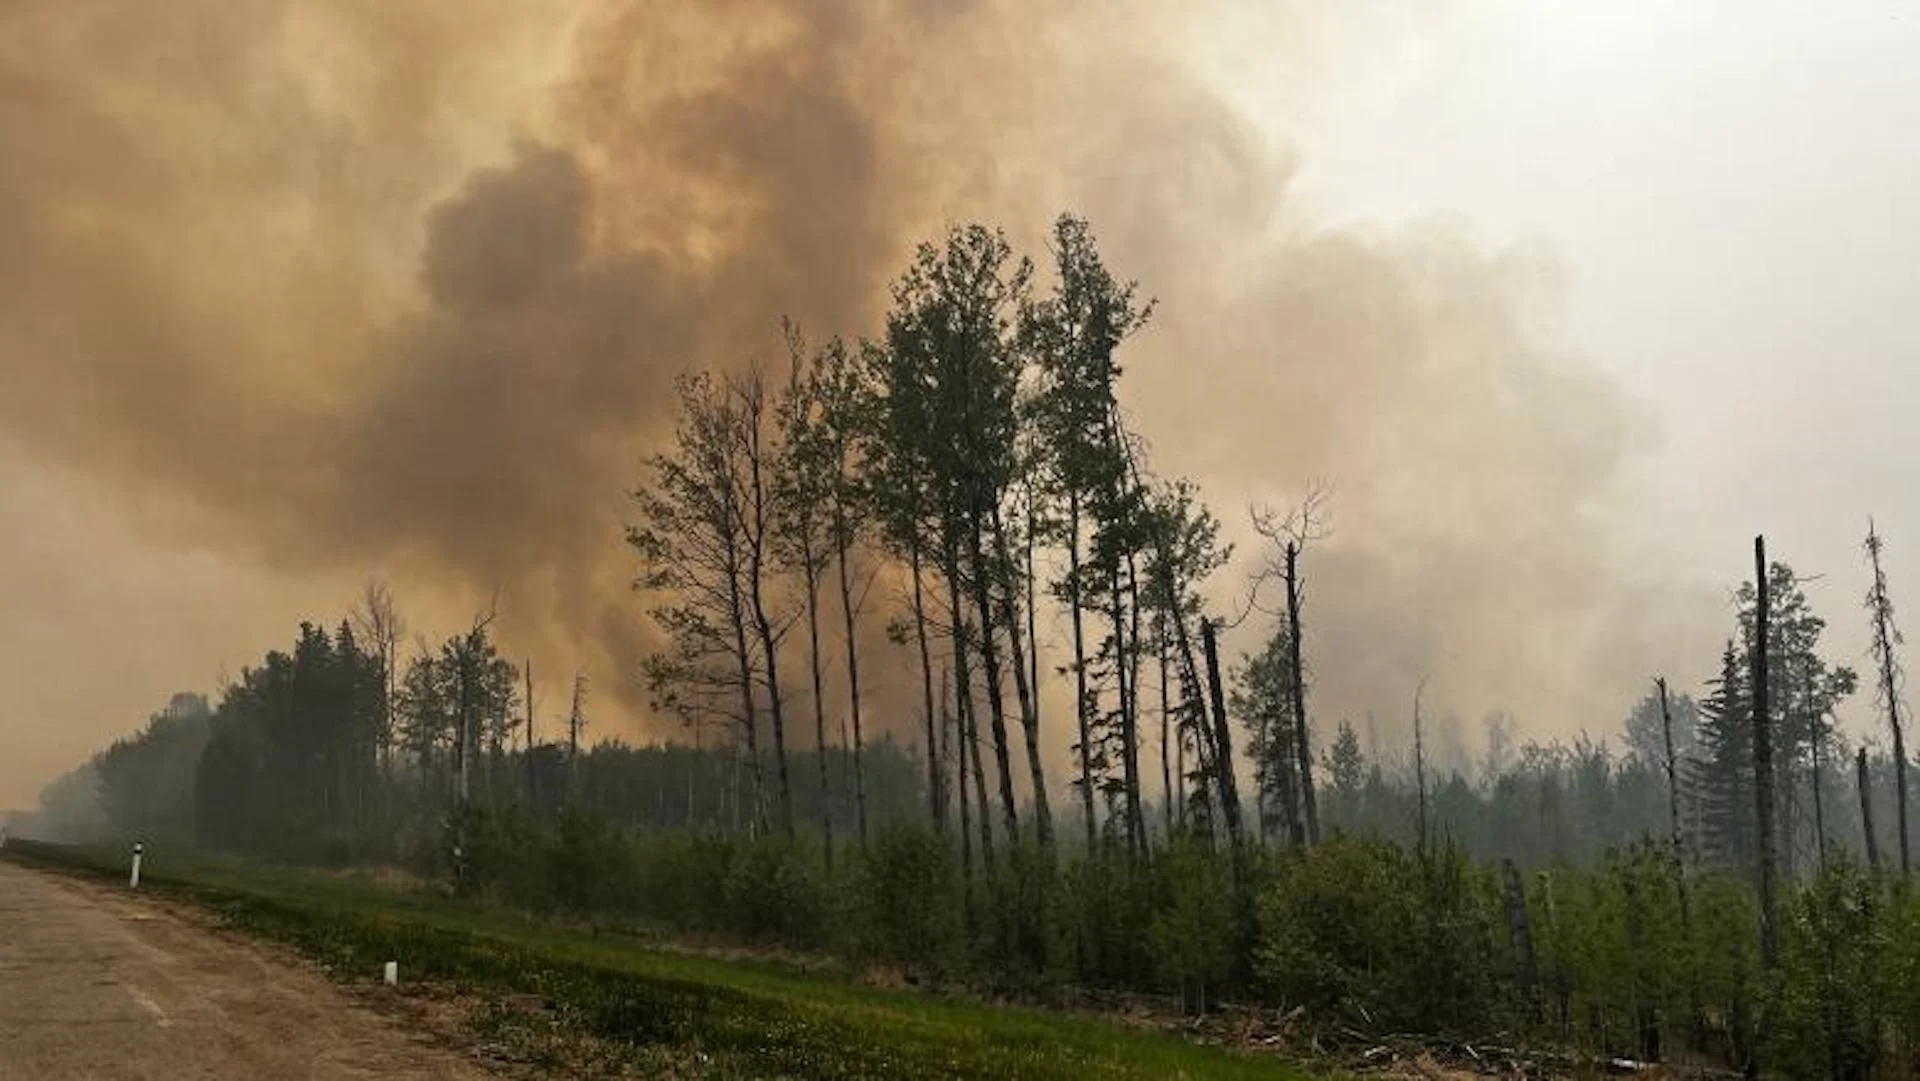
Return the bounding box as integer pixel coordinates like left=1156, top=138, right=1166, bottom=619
left=1199, top=618, right=1245, bottom=848
left=1659, top=678, right=1683, bottom=863
left=1284, top=542, right=1320, bottom=846
left=1750, top=535, right=1776, bottom=1081
left=1866, top=520, right=1911, bottom=875
left=1858, top=747, right=1881, bottom=873
left=1753, top=535, right=1779, bottom=971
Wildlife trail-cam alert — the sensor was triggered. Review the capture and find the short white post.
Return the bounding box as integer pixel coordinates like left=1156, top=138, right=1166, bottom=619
left=129, top=842, right=144, bottom=889
left=382, top=961, right=398, bottom=987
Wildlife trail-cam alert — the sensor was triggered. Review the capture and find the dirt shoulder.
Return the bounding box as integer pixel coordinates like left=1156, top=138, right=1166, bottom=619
left=0, top=860, right=498, bottom=1081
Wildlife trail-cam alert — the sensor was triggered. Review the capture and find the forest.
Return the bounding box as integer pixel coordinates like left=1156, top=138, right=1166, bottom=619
left=26, top=217, right=1920, bottom=1080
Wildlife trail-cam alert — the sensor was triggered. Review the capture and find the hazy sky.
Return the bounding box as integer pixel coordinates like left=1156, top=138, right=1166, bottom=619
left=5, top=3, right=1918, bottom=808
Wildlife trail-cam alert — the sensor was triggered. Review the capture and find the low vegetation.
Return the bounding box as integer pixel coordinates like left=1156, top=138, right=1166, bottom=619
left=1, top=838, right=1309, bottom=1081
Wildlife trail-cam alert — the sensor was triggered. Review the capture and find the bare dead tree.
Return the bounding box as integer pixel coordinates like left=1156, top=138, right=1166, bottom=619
left=1251, top=485, right=1330, bottom=846
left=567, top=671, right=587, bottom=797
left=1865, top=518, right=1911, bottom=875
left=350, top=578, right=405, bottom=816
left=730, top=361, right=797, bottom=842
left=1657, top=677, right=1684, bottom=866
left=1752, top=535, right=1779, bottom=976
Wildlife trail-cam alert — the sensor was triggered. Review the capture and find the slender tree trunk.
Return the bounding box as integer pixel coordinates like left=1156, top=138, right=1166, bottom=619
left=911, top=540, right=943, bottom=831
left=1284, top=542, right=1320, bottom=846
left=1858, top=747, right=1882, bottom=873
left=964, top=655, right=994, bottom=866
left=741, top=377, right=794, bottom=842
left=1657, top=674, right=1702, bottom=1047
left=990, top=504, right=1051, bottom=848
left=1808, top=667, right=1828, bottom=875
left=748, top=600, right=792, bottom=840
left=803, top=555, right=834, bottom=869
left=949, top=666, right=973, bottom=877
left=1659, top=678, right=1683, bottom=862
left=1748, top=540, right=1777, bottom=1081
left=1753, top=536, right=1779, bottom=973
left=834, top=531, right=867, bottom=849
left=749, top=591, right=792, bottom=841
left=727, top=578, right=764, bottom=832
left=1199, top=618, right=1245, bottom=848
left=1867, top=521, right=1911, bottom=875
left=1168, top=620, right=1213, bottom=838
left=944, top=536, right=993, bottom=866
left=1025, top=483, right=1042, bottom=770
left=1126, top=554, right=1147, bottom=854
left=1110, top=562, right=1142, bottom=858
left=1067, top=492, right=1096, bottom=851
left=966, top=508, right=1020, bottom=847
left=1160, top=633, right=1174, bottom=840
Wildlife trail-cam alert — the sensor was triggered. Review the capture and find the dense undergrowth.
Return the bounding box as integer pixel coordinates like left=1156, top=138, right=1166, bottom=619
left=440, top=808, right=1920, bottom=1078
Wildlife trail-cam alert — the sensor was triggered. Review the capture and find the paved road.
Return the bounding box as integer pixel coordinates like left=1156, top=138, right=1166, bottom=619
left=0, top=859, right=493, bottom=1080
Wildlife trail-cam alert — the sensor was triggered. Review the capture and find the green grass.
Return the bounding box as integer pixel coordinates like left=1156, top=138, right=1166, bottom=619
left=2, top=840, right=1318, bottom=1080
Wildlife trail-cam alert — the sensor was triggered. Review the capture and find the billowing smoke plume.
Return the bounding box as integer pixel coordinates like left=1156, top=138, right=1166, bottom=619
left=0, top=0, right=1716, bottom=788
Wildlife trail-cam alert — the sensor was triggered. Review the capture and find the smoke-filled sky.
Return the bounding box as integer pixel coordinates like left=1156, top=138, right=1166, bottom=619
left=4, top=1, right=1917, bottom=808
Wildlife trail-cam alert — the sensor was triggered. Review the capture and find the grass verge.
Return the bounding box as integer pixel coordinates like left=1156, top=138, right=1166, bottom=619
left=1, top=840, right=1317, bottom=1080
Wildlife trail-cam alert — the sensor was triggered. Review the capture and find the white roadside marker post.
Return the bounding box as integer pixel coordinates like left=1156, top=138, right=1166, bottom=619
left=383, top=961, right=398, bottom=987
left=129, top=841, right=144, bottom=889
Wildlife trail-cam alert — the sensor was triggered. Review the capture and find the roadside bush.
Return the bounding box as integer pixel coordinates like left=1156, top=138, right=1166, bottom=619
left=1151, top=837, right=1241, bottom=1014
left=719, top=835, right=829, bottom=947
left=547, top=807, right=641, bottom=915
left=852, top=825, right=963, bottom=976
left=1059, top=844, right=1158, bottom=990
left=633, top=830, right=735, bottom=931
left=1257, top=836, right=1501, bottom=1033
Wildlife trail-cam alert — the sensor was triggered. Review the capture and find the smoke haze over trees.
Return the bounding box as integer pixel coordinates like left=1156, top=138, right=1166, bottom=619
left=0, top=2, right=1745, bottom=809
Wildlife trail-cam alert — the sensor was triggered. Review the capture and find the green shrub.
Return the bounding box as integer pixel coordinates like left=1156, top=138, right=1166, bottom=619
left=1152, top=838, right=1241, bottom=1013
left=719, top=835, right=829, bottom=947
left=852, top=825, right=963, bottom=976
left=1257, top=837, right=1500, bottom=1033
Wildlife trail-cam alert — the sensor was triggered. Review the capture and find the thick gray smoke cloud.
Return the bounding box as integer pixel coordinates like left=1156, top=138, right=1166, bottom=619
left=0, top=0, right=1717, bottom=800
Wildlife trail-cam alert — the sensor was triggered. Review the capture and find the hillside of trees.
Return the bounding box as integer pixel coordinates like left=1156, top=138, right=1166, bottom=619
left=25, top=216, right=1920, bottom=1078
